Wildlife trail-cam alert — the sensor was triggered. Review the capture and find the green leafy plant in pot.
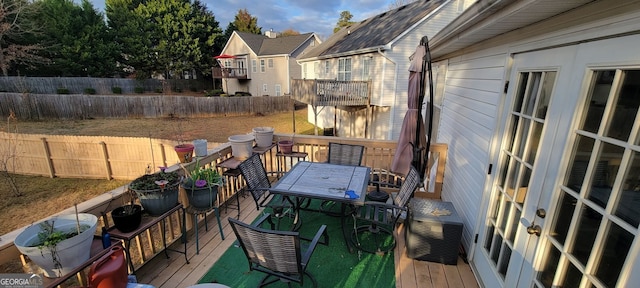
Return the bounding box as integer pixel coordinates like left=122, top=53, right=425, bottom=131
left=129, top=169, right=182, bottom=216
left=181, top=160, right=224, bottom=209
left=110, top=188, right=143, bottom=233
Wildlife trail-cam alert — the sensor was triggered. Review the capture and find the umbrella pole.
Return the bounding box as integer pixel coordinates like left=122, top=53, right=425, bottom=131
left=420, top=36, right=434, bottom=185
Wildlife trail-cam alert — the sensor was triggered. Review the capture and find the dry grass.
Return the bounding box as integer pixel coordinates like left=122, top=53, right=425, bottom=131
left=1, top=107, right=319, bottom=236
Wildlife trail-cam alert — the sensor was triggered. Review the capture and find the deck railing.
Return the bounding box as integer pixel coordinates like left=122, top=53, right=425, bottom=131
left=211, top=67, right=248, bottom=79
left=290, top=79, right=370, bottom=106
left=0, top=134, right=447, bottom=284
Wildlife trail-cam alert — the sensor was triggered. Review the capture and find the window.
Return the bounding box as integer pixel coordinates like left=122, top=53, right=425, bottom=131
left=252, top=60, right=257, bottom=73
left=268, top=59, right=274, bottom=69
left=362, top=57, right=372, bottom=80
left=224, top=60, right=231, bottom=68
left=263, top=84, right=268, bottom=93
left=325, top=60, right=330, bottom=75
left=275, top=84, right=281, bottom=96
left=260, top=59, right=265, bottom=72
left=338, top=58, right=352, bottom=81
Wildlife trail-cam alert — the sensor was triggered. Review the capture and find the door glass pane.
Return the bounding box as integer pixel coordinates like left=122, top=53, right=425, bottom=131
left=507, top=207, right=521, bottom=242
left=605, top=70, right=640, bottom=141
left=515, top=167, right=531, bottom=205
left=515, top=118, right=531, bottom=158
left=616, top=151, right=640, bottom=227
left=506, top=161, right=521, bottom=199
left=562, top=261, right=583, bottom=287
left=586, top=143, right=623, bottom=209
left=523, top=72, right=541, bottom=116
left=514, top=73, right=529, bottom=113
left=485, top=224, right=495, bottom=251
left=498, top=245, right=512, bottom=277
left=491, top=234, right=503, bottom=264
left=498, top=155, right=511, bottom=188
left=550, top=191, right=577, bottom=245
left=527, top=121, right=543, bottom=164
left=506, top=117, right=519, bottom=153
left=594, top=221, right=633, bottom=287
left=570, top=204, right=601, bottom=266
left=564, top=135, right=595, bottom=191
left=536, top=71, right=556, bottom=119
left=538, top=244, right=561, bottom=288
left=499, top=200, right=512, bottom=231
left=581, top=70, right=614, bottom=133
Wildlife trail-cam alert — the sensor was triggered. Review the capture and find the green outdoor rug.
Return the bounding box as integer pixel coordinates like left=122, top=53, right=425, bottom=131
left=199, top=200, right=395, bottom=287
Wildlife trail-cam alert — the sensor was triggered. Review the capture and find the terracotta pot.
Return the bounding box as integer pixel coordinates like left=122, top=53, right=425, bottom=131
left=174, top=143, right=194, bottom=163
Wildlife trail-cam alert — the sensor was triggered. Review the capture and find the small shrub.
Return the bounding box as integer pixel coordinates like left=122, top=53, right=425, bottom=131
left=172, top=87, right=182, bottom=93
left=220, top=93, right=228, bottom=97
left=84, top=88, right=96, bottom=94
left=57, top=88, right=69, bottom=94
left=154, top=87, right=163, bottom=93
left=112, top=86, right=122, bottom=94
left=134, top=87, right=144, bottom=94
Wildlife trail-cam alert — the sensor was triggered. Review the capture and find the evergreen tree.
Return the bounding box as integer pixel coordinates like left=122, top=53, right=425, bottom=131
left=334, top=10, right=355, bottom=33
left=233, top=9, right=261, bottom=34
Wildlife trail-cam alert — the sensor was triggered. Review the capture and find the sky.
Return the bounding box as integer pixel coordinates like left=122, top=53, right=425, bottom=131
left=88, top=0, right=401, bottom=40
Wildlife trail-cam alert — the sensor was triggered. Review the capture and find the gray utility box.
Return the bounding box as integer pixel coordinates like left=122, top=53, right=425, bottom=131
left=405, top=198, right=463, bottom=265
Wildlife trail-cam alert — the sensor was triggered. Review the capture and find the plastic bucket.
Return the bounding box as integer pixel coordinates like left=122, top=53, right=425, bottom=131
left=252, top=127, right=274, bottom=148
left=193, top=139, right=208, bottom=157
left=228, top=134, right=255, bottom=160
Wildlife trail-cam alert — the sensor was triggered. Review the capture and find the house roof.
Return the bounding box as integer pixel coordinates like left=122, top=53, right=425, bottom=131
left=302, top=0, right=447, bottom=59
left=234, top=31, right=316, bottom=56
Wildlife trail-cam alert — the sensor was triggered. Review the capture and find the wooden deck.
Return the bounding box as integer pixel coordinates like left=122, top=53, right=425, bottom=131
left=134, top=194, right=479, bottom=288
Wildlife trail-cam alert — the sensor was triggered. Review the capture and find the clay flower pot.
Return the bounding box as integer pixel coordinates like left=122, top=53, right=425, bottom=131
left=174, top=143, right=195, bottom=163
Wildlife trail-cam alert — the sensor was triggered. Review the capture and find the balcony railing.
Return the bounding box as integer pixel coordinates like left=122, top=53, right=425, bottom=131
left=212, top=67, right=248, bottom=79
left=291, top=79, right=370, bottom=106
left=0, top=134, right=447, bottom=286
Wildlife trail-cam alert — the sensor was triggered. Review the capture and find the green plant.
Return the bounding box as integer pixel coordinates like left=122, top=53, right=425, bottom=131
left=112, top=86, right=122, bottom=94
left=57, top=88, right=69, bottom=94
left=154, top=87, right=163, bottom=93
left=35, top=220, right=90, bottom=272
left=129, top=170, right=181, bottom=191
left=134, top=87, right=144, bottom=94
left=84, top=88, right=96, bottom=94
left=181, top=160, right=223, bottom=189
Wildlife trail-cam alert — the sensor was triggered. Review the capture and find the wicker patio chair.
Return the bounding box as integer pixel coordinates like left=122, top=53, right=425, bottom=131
left=229, top=213, right=328, bottom=288
left=237, top=153, right=295, bottom=229
left=351, top=166, right=420, bottom=254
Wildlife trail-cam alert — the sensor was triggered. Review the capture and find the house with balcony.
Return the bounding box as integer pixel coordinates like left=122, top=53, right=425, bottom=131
left=294, top=0, right=474, bottom=139
left=213, top=30, right=321, bottom=97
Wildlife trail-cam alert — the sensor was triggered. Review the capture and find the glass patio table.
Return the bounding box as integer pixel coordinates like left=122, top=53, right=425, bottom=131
left=269, top=161, right=370, bottom=252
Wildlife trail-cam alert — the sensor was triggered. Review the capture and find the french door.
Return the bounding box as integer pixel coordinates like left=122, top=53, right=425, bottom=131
left=473, top=36, right=640, bottom=288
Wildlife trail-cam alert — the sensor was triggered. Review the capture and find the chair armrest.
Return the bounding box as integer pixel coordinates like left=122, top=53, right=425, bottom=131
left=252, top=213, right=275, bottom=230
left=301, top=224, right=328, bottom=265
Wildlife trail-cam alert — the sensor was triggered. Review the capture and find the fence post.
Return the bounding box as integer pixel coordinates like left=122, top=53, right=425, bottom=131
left=160, top=143, right=168, bottom=168
left=40, top=137, right=55, bottom=178
left=99, top=141, right=113, bottom=180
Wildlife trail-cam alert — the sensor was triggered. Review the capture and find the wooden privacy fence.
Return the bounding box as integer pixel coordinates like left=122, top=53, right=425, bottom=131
left=0, top=77, right=213, bottom=95
left=0, top=93, right=293, bottom=120
left=0, top=132, right=226, bottom=180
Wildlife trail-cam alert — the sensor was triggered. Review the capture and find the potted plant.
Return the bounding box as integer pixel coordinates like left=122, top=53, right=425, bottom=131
left=172, top=118, right=194, bottom=163
left=14, top=213, right=98, bottom=278
left=181, top=160, right=224, bottom=209
left=129, top=169, right=182, bottom=216
left=110, top=188, right=143, bottom=233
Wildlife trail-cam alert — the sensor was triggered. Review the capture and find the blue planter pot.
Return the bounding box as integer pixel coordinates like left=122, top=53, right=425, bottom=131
left=182, top=183, right=220, bottom=210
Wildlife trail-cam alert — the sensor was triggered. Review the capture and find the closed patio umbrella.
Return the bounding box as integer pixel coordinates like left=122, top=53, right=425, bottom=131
left=391, top=36, right=433, bottom=182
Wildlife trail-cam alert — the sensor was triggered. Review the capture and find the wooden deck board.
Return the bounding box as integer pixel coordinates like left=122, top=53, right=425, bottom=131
left=135, top=195, right=478, bottom=288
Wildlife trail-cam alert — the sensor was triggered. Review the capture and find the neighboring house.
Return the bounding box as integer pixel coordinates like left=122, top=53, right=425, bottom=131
left=295, top=0, right=474, bottom=139
left=428, top=0, right=640, bottom=287
left=213, top=31, right=321, bottom=97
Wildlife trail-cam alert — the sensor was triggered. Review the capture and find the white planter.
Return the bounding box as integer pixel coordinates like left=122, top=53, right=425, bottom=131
left=252, top=127, right=274, bottom=148
left=14, top=213, right=98, bottom=278
left=228, top=134, right=254, bottom=160
left=193, top=139, right=208, bottom=157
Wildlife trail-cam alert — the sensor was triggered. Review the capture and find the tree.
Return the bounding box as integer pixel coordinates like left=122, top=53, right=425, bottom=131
left=28, top=0, right=119, bottom=77
left=0, top=0, right=46, bottom=76
left=107, top=0, right=222, bottom=79
left=233, top=9, right=261, bottom=34
left=280, top=28, right=300, bottom=37
left=334, top=11, right=355, bottom=33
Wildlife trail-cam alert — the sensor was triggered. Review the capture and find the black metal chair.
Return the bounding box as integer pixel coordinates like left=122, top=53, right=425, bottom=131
left=351, top=166, right=420, bottom=254
left=229, top=214, right=328, bottom=288
left=317, top=143, right=365, bottom=216
left=237, top=153, right=295, bottom=229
